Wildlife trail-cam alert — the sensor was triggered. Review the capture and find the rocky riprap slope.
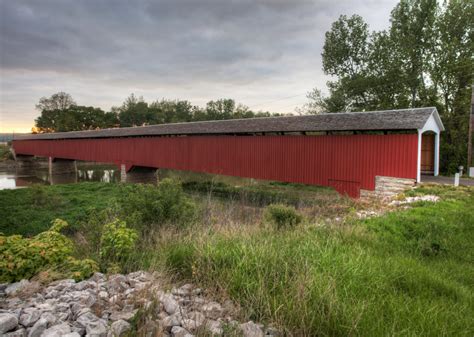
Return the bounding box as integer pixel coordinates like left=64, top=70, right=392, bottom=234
left=0, top=272, right=276, bottom=337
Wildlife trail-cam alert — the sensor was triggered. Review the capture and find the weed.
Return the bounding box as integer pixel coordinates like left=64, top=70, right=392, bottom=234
left=264, top=204, right=302, bottom=229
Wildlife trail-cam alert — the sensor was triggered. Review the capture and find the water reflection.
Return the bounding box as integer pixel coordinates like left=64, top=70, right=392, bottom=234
left=0, top=164, right=121, bottom=190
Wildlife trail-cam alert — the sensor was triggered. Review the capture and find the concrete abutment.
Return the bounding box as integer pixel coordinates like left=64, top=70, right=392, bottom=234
left=120, top=165, right=159, bottom=184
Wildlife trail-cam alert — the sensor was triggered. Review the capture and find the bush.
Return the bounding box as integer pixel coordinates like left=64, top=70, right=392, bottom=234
left=264, top=204, right=302, bottom=229
left=100, top=219, right=138, bottom=271
left=0, top=144, right=14, bottom=161
left=0, top=219, right=98, bottom=282
left=118, top=179, right=196, bottom=232
left=29, top=184, right=63, bottom=208
left=182, top=180, right=304, bottom=206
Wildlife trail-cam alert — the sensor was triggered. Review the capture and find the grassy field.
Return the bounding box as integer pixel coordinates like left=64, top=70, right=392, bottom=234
left=1, top=179, right=473, bottom=336
left=0, top=183, right=122, bottom=236
left=147, top=185, right=474, bottom=336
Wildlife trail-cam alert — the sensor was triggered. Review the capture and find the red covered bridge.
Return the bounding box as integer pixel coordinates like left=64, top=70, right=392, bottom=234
left=12, top=107, right=444, bottom=198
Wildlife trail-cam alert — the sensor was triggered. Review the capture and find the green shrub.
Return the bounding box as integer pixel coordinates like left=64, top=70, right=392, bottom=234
left=29, top=184, right=63, bottom=208
left=0, top=144, right=13, bottom=161
left=100, top=219, right=138, bottom=271
left=0, top=219, right=98, bottom=282
left=264, top=204, right=302, bottom=229
left=118, top=178, right=196, bottom=232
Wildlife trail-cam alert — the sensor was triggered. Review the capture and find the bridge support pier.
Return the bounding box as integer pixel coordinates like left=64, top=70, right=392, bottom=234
left=15, top=155, right=38, bottom=168
left=48, top=157, right=77, bottom=175
left=120, top=165, right=159, bottom=184
left=48, top=157, right=77, bottom=184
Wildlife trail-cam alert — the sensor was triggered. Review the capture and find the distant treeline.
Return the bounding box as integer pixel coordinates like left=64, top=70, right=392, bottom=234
left=34, top=92, right=280, bottom=133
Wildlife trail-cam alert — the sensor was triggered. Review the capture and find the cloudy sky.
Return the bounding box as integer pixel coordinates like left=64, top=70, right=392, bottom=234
left=0, top=0, right=398, bottom=133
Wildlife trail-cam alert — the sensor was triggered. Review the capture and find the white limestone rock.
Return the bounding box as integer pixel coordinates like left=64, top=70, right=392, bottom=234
left=0, top=313, right=19, bottom=334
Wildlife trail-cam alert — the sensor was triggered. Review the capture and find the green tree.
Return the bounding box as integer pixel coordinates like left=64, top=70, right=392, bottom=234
left=35, top=105, right=117, bottom=132
left=431, top=0, right=473, bottom=172
left=117, top=94, right=151, bottom=127
left=321, top=14, right=371, bottom=111
left=36, top=92, right=76, bottom=112
left=389, top=0, right=438, bottom=107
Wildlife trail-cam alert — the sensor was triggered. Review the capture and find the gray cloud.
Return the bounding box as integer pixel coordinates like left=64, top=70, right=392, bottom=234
left=0, top=0, right=398, bottom=131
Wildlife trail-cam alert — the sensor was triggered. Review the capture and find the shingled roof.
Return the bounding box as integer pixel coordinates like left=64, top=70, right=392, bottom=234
left=15, top=107, right=440, bottom=140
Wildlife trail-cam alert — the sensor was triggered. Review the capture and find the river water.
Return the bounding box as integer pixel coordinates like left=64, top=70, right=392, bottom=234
left=0, top=163, right=121, bottom=190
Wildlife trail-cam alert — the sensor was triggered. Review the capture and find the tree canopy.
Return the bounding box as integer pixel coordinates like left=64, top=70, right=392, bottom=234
left=34, top=93, right=276, bottom=132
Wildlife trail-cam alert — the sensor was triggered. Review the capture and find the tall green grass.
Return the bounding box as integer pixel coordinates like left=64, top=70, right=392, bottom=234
left=161, top=187, right=474, bottom=336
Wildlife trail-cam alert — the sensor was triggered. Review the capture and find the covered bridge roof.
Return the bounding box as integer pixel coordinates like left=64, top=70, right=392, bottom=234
left=15, top=107, right=440, bottom=140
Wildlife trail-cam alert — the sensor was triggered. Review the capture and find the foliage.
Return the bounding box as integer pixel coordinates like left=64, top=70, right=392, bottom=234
left=36, top=92, right=76, bottom=112
left=34, top=92, right=278, bottom=132
left=0, top=144, right=14, bottom=161
left=35, top=105, right=119, bottom=132
left=99, top=219, right=138, bottom=270
left=118, top=179, right=197, bottom=232
left=308, top=0, right=473, bottom=172
left=264, top=204, right=302, bottom=229
left=29, top=184, right=64, bottom=208
left=116, top=94, right=277, bottom=127
left=0, top=219, right=98, bottom=282
left=164, top=186, right=474, bottom=336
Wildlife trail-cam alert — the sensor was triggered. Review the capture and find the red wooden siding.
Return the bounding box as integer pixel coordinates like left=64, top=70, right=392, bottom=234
left=12, top=134, right=418, bottom=197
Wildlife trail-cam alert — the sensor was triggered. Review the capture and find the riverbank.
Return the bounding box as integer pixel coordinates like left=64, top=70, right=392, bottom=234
left=1, top=181, right=473, bottom=336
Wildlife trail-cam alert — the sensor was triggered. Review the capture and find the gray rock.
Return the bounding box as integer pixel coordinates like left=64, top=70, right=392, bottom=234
left=5, top=280, right=30, bottom=296
left=19, top=308, right=41, bottom=327
left=206, top=320, right=223, bottom=336
left=28, top=318, right=48, bottom=337
left=98, top=291, right=108, bottom=300
left=170, top=326, right=193, bottom=337
left=76, top=311, right=100, bottom=329
left=70, top=322, right=86, bottom=336
left=39, top=312, right=56, bottom=327
left=109, top=309, right=137, bottom=322
left=109, top=319, right=131, bottom=337
left=49, top=279, right=75, bottom=292
left=201, top=302, right=223, bottom=320
left=0, top=313, right=19, bottom=334
left=70, top=303, right=83, bottom=317
left=90, top=273, right=106, bottom=283
left=161, top=313, right=182, bottom=332
left=107, top=275, right=129, bottom=294
left=34, top=303, right=54, bottom=312
left=40, top=322, right=71, bottom=337
left=240, top=321, right=264, bottom=337
left=3, top=327, right=26, bottom=337
left=63, top=333, right=81, bottom=337
left=85, top=320, right=107, bottom=337
left=161, top=294, right=179, bottom=315
left=182, top=312, right=205, bottom=331
left=172, top=284, right=193, bottom=297
left=79, top=293, right=96, bottom=307
left=74, top=280, right=95, bottom=292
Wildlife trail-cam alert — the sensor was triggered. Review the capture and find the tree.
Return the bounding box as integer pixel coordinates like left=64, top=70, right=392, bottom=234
left=35, top=106, right=117, bottom=132
left=389, top=0, right=438, bottom=107
left=117, top=94, right=151, bottom=127
left=36, top=92, right=76, bottom=111
left=431, top=0, right=473, bottom=172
